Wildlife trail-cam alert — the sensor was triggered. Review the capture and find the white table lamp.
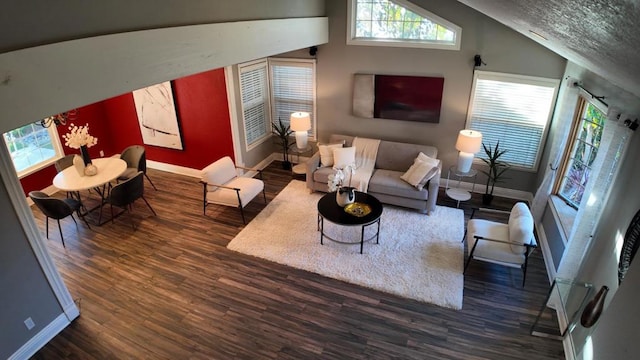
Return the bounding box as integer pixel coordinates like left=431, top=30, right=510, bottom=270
left=455, top=130, right=482, bottom=173
left=290, top=112, right=311, bottom=150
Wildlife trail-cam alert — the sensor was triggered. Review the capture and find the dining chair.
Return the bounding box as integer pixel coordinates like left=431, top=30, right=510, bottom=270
left=54, top=154, right=76, bottom=172
left=463, top=202, right=537, bottom=287
left=117, top=145, right=157, bottom=190
left=108, top=171, right=156, bottom=229
left=200, top=156, right=266, bottom=224
left=29, top=191, right=90, bottom=247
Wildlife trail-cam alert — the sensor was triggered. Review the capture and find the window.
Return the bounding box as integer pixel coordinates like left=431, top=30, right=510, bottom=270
left=347, top=0, right=461, bottom=50
left=239, top=60, right=271, bottom=149
left=556, top=97, right=606, bottom=208
left=238, top=58, right=317, bottom=150
left=465, top=71, right=559, bottom=170
left=3, top=122, right=64, bottom=177
left=269, top=59, right=316, bottom=140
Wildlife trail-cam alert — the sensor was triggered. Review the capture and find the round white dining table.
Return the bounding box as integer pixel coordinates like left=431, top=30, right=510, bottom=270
left=53, top=157, right=127, bottom=192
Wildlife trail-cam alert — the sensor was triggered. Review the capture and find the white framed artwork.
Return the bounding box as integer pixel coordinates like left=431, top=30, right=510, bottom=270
left=133, top=81, right=184, bottom=150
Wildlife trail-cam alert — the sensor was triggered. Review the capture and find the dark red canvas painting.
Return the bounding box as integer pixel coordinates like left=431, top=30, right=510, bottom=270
left=374, top=75, right=444, bottom=123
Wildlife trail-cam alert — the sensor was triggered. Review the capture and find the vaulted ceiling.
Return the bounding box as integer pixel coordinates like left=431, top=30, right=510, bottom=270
left=455, top=0, right=640, bottom=99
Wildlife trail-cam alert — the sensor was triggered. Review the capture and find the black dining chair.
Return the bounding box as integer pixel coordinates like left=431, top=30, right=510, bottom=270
left=107, top=171, right=157, bottom=228
left=29, top=191, right=90, bottom=247
left=117, top=145, right=157, bottom=190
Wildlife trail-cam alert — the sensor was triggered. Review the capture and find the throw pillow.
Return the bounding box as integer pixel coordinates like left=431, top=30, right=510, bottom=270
left=415, top=153, right=440, bottom=190
left=333, top=146, right=356, bottom=169
left=318, top=143, right=343, bottom=167
left=400, top=154, right=440, bottom=190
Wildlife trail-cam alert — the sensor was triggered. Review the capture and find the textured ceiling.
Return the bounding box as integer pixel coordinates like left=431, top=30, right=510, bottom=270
left=455, top=0, right=640, bottom=98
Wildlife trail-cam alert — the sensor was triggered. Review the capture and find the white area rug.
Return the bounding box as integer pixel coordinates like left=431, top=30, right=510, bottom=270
left=227, top=180, right=465, bottom=309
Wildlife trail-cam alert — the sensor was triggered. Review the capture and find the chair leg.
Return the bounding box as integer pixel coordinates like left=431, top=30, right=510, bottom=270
left=70, top=214, right=78, bottom=229
left=262, top=188, right=267, bottom=203
left=464, top=237, right=481, bottom=274
left=522, top=256, right=530, bottom=287
left=56, top=219, right=66, bottom=248
left=145, top=173, right=157, bottom=190
left=141, top=196, right=157, bottom=216
left=239, top=206, right=246, bottom=224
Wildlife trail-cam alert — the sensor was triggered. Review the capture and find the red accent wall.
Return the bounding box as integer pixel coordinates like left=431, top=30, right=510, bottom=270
left=103, top=68, right=233, bottom=169
left=19, top=68, right=233, bottom=195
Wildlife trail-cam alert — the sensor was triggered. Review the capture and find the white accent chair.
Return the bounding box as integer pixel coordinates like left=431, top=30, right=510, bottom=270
left=463, top=202, right=537, bottom=287
left=200, top=156, right=266, bottom=224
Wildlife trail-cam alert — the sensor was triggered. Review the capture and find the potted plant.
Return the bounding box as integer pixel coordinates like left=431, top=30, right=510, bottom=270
left=272, top=118, right=293, bottom=170
left=480, top=141, right=510, bottom=205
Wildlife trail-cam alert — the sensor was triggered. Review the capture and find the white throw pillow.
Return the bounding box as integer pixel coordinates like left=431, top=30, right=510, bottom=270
left=415, top=153, right=440, bottom=190
left=401, top=154, right=440, bottom=190
left=332, top=147, right=356, bottom=169
left=318, top=143, right=343, bottom=167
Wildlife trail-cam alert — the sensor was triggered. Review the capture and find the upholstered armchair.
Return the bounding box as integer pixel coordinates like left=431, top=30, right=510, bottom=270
left=200, top=156, right=266, bottom=224
left=463, top=202, right=537, bottom=286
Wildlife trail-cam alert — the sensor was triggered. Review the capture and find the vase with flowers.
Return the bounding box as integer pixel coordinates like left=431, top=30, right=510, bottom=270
left=63, top=123, right=99, bottom=176
left=328, top=164, right=356, bottom=207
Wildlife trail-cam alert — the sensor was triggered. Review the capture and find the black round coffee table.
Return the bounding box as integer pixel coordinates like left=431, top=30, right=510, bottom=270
left=317, top=191, right=383, bottom=254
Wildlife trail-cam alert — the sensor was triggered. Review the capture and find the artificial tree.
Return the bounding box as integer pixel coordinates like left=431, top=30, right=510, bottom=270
left=272, top=118, right=293, bottom=170
left=480, top=141, right=510, bottom=205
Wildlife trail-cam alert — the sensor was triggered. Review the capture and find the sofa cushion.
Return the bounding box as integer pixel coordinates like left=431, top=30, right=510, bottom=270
left=318, top=143, right=343, bottom=167
left=313, top=166, right=336, bottom=184
left=375, top=140, right=438, bottom=172
left=333, top=147, right=356, bottom=169
left=369, top=169, right=429, bottom=200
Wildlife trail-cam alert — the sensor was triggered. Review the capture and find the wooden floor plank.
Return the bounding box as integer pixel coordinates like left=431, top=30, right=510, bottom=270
left=30, top=162, right=564, bottom=359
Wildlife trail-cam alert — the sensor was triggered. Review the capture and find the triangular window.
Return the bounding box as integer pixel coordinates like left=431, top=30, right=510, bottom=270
left=347, top=0, right=461, bottom=50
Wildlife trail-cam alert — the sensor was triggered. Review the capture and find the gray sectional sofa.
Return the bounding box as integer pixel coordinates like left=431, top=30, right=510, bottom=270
left=305, top=134, right=441, bottom=214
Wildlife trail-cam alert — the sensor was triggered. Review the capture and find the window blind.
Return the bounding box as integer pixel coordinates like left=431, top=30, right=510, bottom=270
left=467, top=71, right=559, bottom=170
left=269, top=60, right=316, bottom=138
left=239, top=61, right=270, bottom=146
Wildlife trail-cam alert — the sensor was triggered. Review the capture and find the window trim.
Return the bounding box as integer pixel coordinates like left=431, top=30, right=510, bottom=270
left=238, top=59, right=272, bottom=151
left=554, top=95, right=606, bottom=208
left=465, top=70, right=560, bottom=172
left=5, top=123, right=65, bottom=179
left=346, top=0, right=462, bottom=50
left=268, top=57, right=317, bottom=143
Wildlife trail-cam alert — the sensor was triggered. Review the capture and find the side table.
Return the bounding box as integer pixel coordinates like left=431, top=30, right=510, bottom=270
left=291, top=145, right=312, bottom=175
left=445, top=166, right=477, bottom=208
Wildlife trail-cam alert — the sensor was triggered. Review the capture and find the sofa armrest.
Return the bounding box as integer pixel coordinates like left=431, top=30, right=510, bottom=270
left=306, top=152, right=321, bottom=190
left=425, top=164, right=442, bottom=215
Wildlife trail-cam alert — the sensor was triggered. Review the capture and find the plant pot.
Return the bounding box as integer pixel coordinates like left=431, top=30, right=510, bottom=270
left=282, top=161, right=292, bottom=170
left=482, top=193, right=494, bottom=206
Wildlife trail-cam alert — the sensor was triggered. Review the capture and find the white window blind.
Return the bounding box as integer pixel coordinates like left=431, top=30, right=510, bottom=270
left=239, top=60, right=270, bottom=147
left=269, top=59, right=316, bottom=139
left=466, top=71, right=559, bottom=170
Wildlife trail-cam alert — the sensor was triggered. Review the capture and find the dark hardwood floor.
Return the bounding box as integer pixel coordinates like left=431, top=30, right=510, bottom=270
left=30, top=162, right=564, bottom=359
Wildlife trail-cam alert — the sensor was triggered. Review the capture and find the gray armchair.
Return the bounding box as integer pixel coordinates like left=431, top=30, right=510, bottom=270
left=118, top=145, right=157, bottom=190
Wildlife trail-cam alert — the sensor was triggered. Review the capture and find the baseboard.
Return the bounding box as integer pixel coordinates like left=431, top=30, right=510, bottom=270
left=8, top=313, right=72, bottom=360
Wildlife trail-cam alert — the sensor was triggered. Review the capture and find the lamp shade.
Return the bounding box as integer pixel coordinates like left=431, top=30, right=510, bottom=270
left=455, top=130, right=482, bottom=153
left=290, top=112, right=311, bottom=131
